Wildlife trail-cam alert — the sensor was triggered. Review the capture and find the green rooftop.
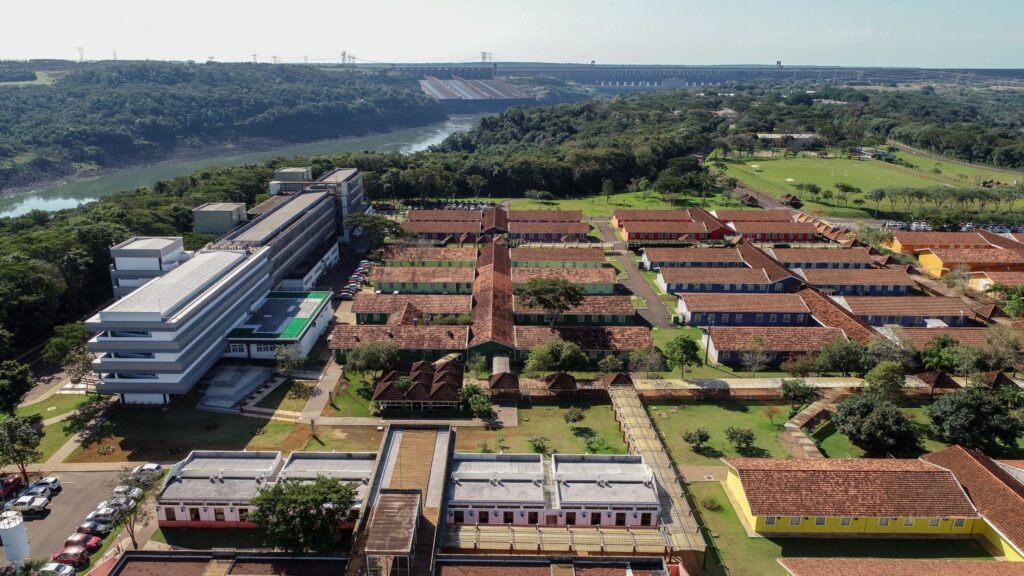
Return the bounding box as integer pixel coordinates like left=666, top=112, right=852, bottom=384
left=228, top=291, right=332, bottom=341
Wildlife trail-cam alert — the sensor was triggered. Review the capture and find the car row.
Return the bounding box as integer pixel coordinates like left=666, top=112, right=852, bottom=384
left=3, top=476, right=62, bottom=515
left=338, top=260, right=373, bottom=301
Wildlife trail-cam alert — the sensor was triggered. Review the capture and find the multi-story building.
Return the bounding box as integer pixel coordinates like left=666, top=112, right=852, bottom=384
left=108, top=237, right=186, bottom=299
left=191, top=202, right=247, bottom=235
left=87, top=249, right=273, bottom=404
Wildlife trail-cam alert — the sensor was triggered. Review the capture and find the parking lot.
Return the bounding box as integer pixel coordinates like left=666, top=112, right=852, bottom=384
left=1, top=471, right=122, bottom=567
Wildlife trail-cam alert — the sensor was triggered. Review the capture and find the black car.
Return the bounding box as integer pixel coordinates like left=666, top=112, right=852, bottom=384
left=76, top=521, right=111, bottom=537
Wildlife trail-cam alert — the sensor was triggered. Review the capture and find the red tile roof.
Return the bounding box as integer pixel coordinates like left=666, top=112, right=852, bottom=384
left=598, top=373, right=634, bottom=387
left=799, top=268, right=917, bottom=287
left=402, top=221, right=482, bottom=235
left=508, top=210, right=584, bottom=222
left=482, top=207, right=509, bottom=232
left=797, top=288, right=876, bottom=345
left=725, top=457, right=977, bottom=518
left=713, top=209, right=794, bottom=223
left=921, top=247, right=1024, bottom=266
left=351, top=294, right=473, bottom=315
left=437, top=565, right=550, bottom=576
left=621, top=221, right=709, bottom=234
left=973, top=271, right=1024, bottom=285
left=406, top=209, right=482, bottom=222
left=381, top=246, right=478, bottom=263
left=736, top=242, right=797, bottom=282
left=511, top=267, right=617, bottom=285
left=897, top=327, right=1024, bottom=351
left=513, top=295, right=635, bottom=316
left=544, top=372, right=577, bottom=391
left=612, top=209, right=694, bottom=223
left=372, top=267, right=476, bottom=284
left=778, top=558, right=1024, bottom=576
left=923, top=445, right=1024, bottom=555
left=507, top=221, right=591, bottom=235
left=892, top=231, right=1002, bottom=249
left=708, top=327, right=846, bottom=352
left=510, top=247, right=605, bottom=263
left=729, top=221, right=818, bottom=236
left=679, top=293, right=809, bottom=314
left=328, top=325, right=469, bottom=350
left=768, top=247, right=876, bottom=265
left=469, top=240, right=516, bottom=349
left=659, top=267, right=772, bottom=285
left=373, top=359, right=464, bottom=403
left=642, top=247, right=744, bottom=263
left=841, top=296, right=977, bottom=319
left=513, top=326, right=652, bottom=351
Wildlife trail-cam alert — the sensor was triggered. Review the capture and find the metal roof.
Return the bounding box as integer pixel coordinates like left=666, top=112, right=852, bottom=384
left=113, top=237, right=180, bottom=251
left=233, top=192, right=327, bottom=244
left=102, top=251, right=245, bottom=318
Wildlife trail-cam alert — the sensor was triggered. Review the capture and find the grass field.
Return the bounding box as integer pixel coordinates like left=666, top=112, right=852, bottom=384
left=454, top=400, right=627, bottom=455
left=501, top=190, right=747, bottom=219
left=254, top=379, right=315, bottom=413
left=304, top=426, right=384, bottom=452
left=38, top=423, right=74, bottom=461
left=690, top=482, right=993, bottom=576
left=647, top=401, right=790, bottom=466
left=0, top=71, right=58, bottom=87
left=324, top=372, right=374, bottom=417
left=894, top=150, right=1023, bottom=185
left=16, top=394, right=90, bottom=420
left=649, top=326, right=790, bottom=380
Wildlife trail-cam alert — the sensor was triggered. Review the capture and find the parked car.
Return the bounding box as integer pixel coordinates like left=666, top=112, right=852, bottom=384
left=37, top=563, right=76, bottom=576
left=6, top=495, right=49, bottom=514
left=86, top=507, right=120, bottom=524
left=112, top=485, right=143, bottom=500
left=130, top=463, right=162, bottom=481
left=98, top=497, right=137, bottom=512
left=51, top=546, right=90, bottom=568
left=0, top=475, right=24, bottom=498
left=338, top=292, right=354, bottom=301
left=76, top=521, right=112, bottom=537
left=23, top=485, right=52, bottom=498
left=64, top=532, right=102, bottom=552
left=32, top=477, right=61, bottom=493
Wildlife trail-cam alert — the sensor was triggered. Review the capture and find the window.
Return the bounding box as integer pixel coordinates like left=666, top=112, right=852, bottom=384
left=503, top=511, right=514, bottom=524
left=640, top=512, right=652, bottom=526
left=239, top=509, right=249, bottom=523
left=878, top=518, right=890, bottom=527
left=904, top=518, right=914, bottom=527
left=789, top=517, right=801, bottom=526
left=590, top=513, right=601, bottom=526
left=764, top=516, right=777, bottom=526
left=783, top=314, right=791, bottom=323
left=954, top=518, right=965, bottom=528
left=756, top=314, right=764, bottom=323
left=840, top=517, right=852, bottom=527
left=228, top=344, right=246, bottom=354
left=814, top=516, right=826, bottom=526
left=796, top=314, right=805, bottom=323
left=735, top=313, right=743, bottom=323
left=566, top=512, right=576, bottom=525
left=214, top=508, right=225, bottom=522
left=256, top=343, right=279, bottom=353
left=929, top=518, right=940, bottom=527
left=528, top=511, right=538, bottom=525
left=770, top=314, right=777, bottom=323
left=165, top=507, right=176, bottom=521
left=189, top=508, right=201, bottom=522
left=479, top=511, right=490, bottom=524
left=721, top=314, right=729, bottom=323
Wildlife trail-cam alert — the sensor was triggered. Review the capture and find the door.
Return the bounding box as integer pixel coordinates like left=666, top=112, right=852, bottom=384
left=590, top=513, right=601, bottom=526
left=453, top=510, right=464, bottom=524
left=479, top=511, right=489, bottom=524
left=189, top=508, right=201, bottom=522
left=566, top=512, right=576, bottom=526
left=528, top=512, right=538, bottom=525
left=503, top=511, right=514, bottom=524
left=165, top=508, right=176, bottom=521
left=641, top=513, right=652, bottom=526
left=214, top=508, right=225, bottom=522
left=615, top=512, right=626, bottom=526
left=546, top=515, right=559, bottom=526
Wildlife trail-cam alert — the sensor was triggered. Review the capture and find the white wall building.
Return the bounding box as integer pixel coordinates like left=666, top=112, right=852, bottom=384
left=108, top=237, right=186, bottom=299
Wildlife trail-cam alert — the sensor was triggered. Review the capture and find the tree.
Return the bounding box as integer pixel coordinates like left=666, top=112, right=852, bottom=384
left=779, top=378, right=819, bottom=410
left=524, top=340, right=588, bottom=372
left=42, top=322, right=89, bottom=365
left=0, top=360, right=34, bottom=415
left=815, top=339, right=870, bottom=376
left=863, top=360, right=905, bottom=400
left=597, top=354, right=624, bottom=373
left=600, top=178, right=614, bottom=203
left=949, top=345, right=985, bottom=380
left=460, top=383, right=484, bottom=404
left=986, top=325, right=1022, bottom=372
left=943, top=264, right=971, bottom=292
left=251, top=477, right=357, bottom=553
left=465, top=174, right=487, bottom=198
left=0, top=416, right=43, bottom=482
left=867, top=334, right=916, bottom=371
left=115, top=468, right=155, bottom=550
left=928, top=387, right=1023, bottom=451
left=682, top=428, right=711, bottom=454
left=344, top=213, right=403, bottom=249
left=514, top=278, right=586, bottom=328
left=741, top=336, right=771, bottom=377
left=344, top=342, right=400, bottom=380
left=564, top=406, right=584, bottom=423
left=780, top=353, right=818, bottom=377
left=921, top=335, right=959, bottom=372
left=763, top=405, right=782, bottom=426
left=528, top=436, right=551, bottom=455
left=867, top=188, right=886, bottom=218
left=274, top=346, right=303, bottom=374
left=832, top=394, right=921, bottom=455
left=468, top=353, right=489, bottom=376
left=664, top=336, right=701, bottom=378
left=469, top=394, right=492, bottom=420
left=724, top=427, right=757, bottom=455
left=628, top=347, right=666, bottom=376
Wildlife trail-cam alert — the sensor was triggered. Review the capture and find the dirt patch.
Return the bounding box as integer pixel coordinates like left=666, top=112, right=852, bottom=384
left=118, top=560, right=210, bottom=576
left=230, top=560, right=346, bottom=575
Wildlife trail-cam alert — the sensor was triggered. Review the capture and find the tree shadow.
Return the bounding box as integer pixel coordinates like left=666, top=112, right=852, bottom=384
left=718, top=401, right=750, bottom=413
left=694, top=445, right=723, bottom=459
left=572, top=426, right=596, bottom=441
left=735, top=445, right=769, bottom=458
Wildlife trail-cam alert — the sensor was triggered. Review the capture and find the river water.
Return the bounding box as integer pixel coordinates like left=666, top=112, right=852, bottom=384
left=0, top=114, right=486, bottom=218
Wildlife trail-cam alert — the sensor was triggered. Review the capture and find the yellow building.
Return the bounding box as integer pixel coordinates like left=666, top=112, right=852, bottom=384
left=916, top=247, right=1024, bottom=278
left=887, top=230, right=1018, bottom=254
left=723, top=457, right=979, bottom=537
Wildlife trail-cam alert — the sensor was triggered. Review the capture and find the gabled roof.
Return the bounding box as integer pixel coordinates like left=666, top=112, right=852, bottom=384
left=487, top=372, right=520, bottom=391
left=708, top=327, right=847, bottom=352
left=620, top=220, right=710, bottom=234
left=898, top=327, right=1024, bottom=352
left=778, top=558, right=1024, bottom=576
left=513, top=295, right=634, bottom=316
left=735, top=242, right=798, bottom=283
left=469, top=240, right=515, bottom=349
left=972, top=271, right=1024, bottom=286
left=351, top=294, right=473, bottom=316
left=373, top=359, right=465, bottom=402
left=508, top=210, right=584, bottom=222
left=513, top=326, right=653, bottom=351
left=388, top=303, right=424, bottom=325
left=642, top=247, right=744, bottom=263
left=918, top=247, right=1024, bottom=266
left=923, top=445, right=1024, bottom=555
left=892, top=231, right=1005, bottom=248
left=402, top=220, right=482, bottom=235
left=406, top=209, right=482, bottom=222
left=659, top=267, right=773, bottom=285
left=544, top=372, right=577, bottom=392
left=329, top=325, right=470, bottom=351
left=724, top=457, right=977, bottom=518
left=728, top=221, right=819, bottom=236
left=679, top=293, right=809, bottom=314
left=912, top=371, right=959, bottom=391
left=510, top=247, right=605, bottom=263
left=768, top=247, right=876, bottom=265
left=713, top=209, right=794, bottom=223
left=612, top=209, right=694, bottom=222
left=371, top=266, right=476, bottom=284
left=511, top=267, right=617, bottom=285
left=798, top=268, right=917, bottom=287
left=797, top=288, right=876, bottom=345
left=598, top=372, right=634, bottom=387
left=381, top=246, right=478, bottom=263
left=482, top=207, right=509, bottom=232
left=507, top=221, right=591, bottom=235
left=840, top=296, right=976, bottom=319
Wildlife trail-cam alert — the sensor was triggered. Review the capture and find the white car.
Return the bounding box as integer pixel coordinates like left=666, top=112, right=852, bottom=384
left=38, top=563, right=76, bottom=576
left=86, top=507, right=120, bottom=523
left=98, top=497, right=137, bottom=511
left=6, top=495, right=49, bottom=513
left=113, top=485, right=143, bottom=500
left=130, top=463, right=162, bottom=481
left=33, top=476, right=61, bottom=492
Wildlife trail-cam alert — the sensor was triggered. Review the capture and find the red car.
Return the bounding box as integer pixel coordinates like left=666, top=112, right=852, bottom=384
left=0, top=475, right=24, bottom=498
left=64, top=532, right=102, bottom=552
left=51, top=545, right=89, bottom=568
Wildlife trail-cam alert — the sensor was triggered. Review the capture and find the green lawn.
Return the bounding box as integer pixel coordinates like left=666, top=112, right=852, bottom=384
left=639, top=268, right=677, bottom=307
left=455, top=400, right=627, bottom=455
left=17, top=394, right=90, bottom=420
left=255, top=379, right=315, bottom=413
left=722, top=155, right=983, bottom=218
left=691, top=482, right=993, bottom=576
left=649, top=326, right=789, bottom=380
left=501, top=190, right=746, bottom=219
left=894, top=151, right=1023, bottom=186
left=647, top=401, right=790, bottom=466
left=324, top=373, right=374, bottom=418
left=605, top=257, right=628, bottom=280
left=38, top=423, right=74, bottom=461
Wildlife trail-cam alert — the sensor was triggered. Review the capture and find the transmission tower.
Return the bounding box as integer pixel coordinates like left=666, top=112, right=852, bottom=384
left=272, top=55, right=279, bottom=64
left=303, top=55, right=309, bottom=65
left=252, top=53, right=257, bottom=64
left=76, top=47, right=84, bottom=63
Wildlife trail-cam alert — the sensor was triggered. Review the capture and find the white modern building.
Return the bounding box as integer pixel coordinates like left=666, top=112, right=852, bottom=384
left=224, top=291, right=334, bottom=360
left=192, top=202, right=247, bottom=236
left=108, top=237, right=186, bottom=299
left=86, top=248, right=273, bottom=404
left=445, top=453, right=661, bottom=528
left=308, top=168, right=365, bottom=244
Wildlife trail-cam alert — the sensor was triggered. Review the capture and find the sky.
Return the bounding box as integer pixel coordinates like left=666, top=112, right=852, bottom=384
left=3, top=0, right=1023, bottom=68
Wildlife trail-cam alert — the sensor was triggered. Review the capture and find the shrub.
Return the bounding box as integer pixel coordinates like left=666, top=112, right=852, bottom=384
left=725, top=427, right=757, bottom=454
left=682, top=428, right=711, bottom=452
left=528, top=436, right=552, bottom=455
left=564, top=406, right=585, bottom=423
left=701, top=497, right=723, bottom=512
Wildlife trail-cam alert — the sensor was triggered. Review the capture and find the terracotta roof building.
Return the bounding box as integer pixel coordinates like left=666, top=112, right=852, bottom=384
left=381, top=246, right=478, bottom=267
left=657, top=267, right=791, bottom=294
left=797, top=268, right=917, bottom=295
left=372, top=266, right=476, bottom=294
left=610, top=209, right=695, bottom=227
left=724, top=457, right=978, bottom=536
left=619, top=220, right=718, bottom=242
left=796, top=288, right=877, bottom=345
left=506, top=221, right=591, bottom=242
left=406, top=209, right=482, bottom=222
left=677, top=294, right=810, bottom=327
left=779, top=558, right=1024, bottom=576
left=918, top=247, right=1024, bottom=278
left=469, top=240, right=516, bottom=353
left=508, top=210, right=584, bottom=222
left=836, top=295, right=976, bottom=327
left=329, top=325, right=470, bottom=360
left=895, top=327, right=1024, bottom=353
left=969, top=270, right=1024, bottom=292
left=727, top=221, right=819, bottom=242
left=511, top=267, right=616, bottom=294
left=712, top=209, right=794, bottom=223
left=641, top=247, right=746, bottom=270
left=923, top=445, right=1024, bottom=560
left=767, top=247, right=876, bottom=269
left=704, top=327, right=847, bottom=365
left=372, top=358, right=465, bottom=410
left=352, top=294, right=473, bottom=324
left=401, top=220, right=482, bottom=240
left=513, top=326, right=653, bottom=361
left=889, top=230, right=1023, bottom=253
left=510, top=247, right=605, bottom=267
left=513, top=295, right=636, bottom=325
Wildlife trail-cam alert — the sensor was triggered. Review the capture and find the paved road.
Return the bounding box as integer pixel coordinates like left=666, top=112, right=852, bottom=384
left=1, top=471, right=121, bottom=567
left=592, top=218, right=674, bottom=328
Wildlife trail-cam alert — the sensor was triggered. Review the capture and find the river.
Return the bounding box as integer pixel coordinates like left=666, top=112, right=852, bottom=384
left=0, top=114, right=486, bottom=218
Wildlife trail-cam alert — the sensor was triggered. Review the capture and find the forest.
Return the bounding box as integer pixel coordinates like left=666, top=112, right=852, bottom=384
left=0, top=62, right=448, bottom=190
left=2, top=84, right=1024, bottom=357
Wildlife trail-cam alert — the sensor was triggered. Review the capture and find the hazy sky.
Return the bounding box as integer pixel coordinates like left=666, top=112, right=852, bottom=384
left=4, top=0, right=1022, bottom=67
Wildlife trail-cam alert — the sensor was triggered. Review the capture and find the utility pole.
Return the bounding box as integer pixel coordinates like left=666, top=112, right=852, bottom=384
left=252, top=53, right=257, bottom=64
left=341, top=51, right=347, bottom=66
left=76, top=47, right=85, bottom=63
left=303, top=55, right=309, bottom=65
left=112, top=49, right=117, bottom=61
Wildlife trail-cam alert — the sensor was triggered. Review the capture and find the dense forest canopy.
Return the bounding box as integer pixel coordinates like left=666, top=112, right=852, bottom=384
left=0, top=62, right=447, bottom=190
left=2, top=85, right=1024, bottom=356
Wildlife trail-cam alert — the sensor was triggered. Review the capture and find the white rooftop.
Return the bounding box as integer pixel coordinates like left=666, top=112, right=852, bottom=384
left=232, top=192, right=326, bottom=244
left=195, top=202, right=245, bottom=212
left=114, top=237, right=181, bottom=251
left=447, top=453, right=545, bottom=505
left=553, top=454, right=659, bottom=507
left=100, top=251, right=245, bottom=319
